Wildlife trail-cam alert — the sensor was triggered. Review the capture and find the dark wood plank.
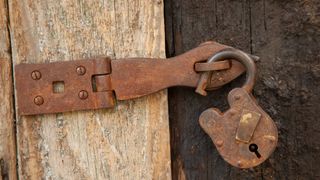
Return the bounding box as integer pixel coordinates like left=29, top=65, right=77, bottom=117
left=166, top=0, right=320, bottom=179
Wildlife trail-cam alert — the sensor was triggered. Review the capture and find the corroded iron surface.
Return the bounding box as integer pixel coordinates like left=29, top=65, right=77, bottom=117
left=14, top=41, right=278, bottom=169
left=15, top=58, right=114, bottom=115
left=199, top=88, right=278, bottom=168
left=15, top=42, right=245, bottom=115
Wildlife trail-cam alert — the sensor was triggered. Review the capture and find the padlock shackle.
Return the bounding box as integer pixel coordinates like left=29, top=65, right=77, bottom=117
left=208, top=49, right=256, bottom=92
left=196, top=49, right=256, bottom=94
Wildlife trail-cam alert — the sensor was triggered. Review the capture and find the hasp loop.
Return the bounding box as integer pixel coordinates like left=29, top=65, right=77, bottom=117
left=196, top=49, right=257, bottom=95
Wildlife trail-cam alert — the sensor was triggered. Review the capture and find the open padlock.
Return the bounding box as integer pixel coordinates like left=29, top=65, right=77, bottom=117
left=197, top=49, right=278, bottom=168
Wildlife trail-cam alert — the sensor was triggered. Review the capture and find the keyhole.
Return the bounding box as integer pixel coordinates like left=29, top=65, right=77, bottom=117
left=249, top=143, right=261, bottom=158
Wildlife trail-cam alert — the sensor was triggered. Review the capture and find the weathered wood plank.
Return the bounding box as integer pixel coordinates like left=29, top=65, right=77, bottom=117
left=166, top=0, right=320, bottom=179
left=9, top=0, right=171, bottom=179
left=0, top=0, right=17, bottom=179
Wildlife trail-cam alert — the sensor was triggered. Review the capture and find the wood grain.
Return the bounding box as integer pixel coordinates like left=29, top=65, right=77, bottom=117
left=0, top=0, right=17, bottom=179
left=166, top=1, right=252, bottom=179
left=9, top=0, right=171, bottom=179
left=166, top=0, right=320, bottom=179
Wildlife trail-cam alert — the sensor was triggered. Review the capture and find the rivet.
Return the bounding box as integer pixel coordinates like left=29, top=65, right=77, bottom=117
left=76, top=66, right=86, bottom=75
left=78, top=90, right=88, bottom=100
left=237, top=160, right=242, bottom=167
left=216, top=140, right=224, bottom=147
left=234, top=95, right=241, bottom=100
left=34, top=96, right=44, bottom=105
left=229, top=109, right=237, bottom=116
left=31, top=70, right=41, bottom=80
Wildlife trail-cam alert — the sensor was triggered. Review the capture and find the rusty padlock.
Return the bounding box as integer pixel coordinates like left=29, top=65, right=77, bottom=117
left=197, top=49, right=278, bottom=168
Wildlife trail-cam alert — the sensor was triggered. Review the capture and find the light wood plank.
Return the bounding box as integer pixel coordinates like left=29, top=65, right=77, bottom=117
left=0, top=0, right=17, bottom=179
left=9, top=0, right=171, bottom=179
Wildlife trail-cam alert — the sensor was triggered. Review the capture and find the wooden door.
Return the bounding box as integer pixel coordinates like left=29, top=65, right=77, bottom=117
left=166, top=0, right=320, bottom=179
left=0, top=0, right=171, bottom=179
left=1, top=0, right=320, bottom=179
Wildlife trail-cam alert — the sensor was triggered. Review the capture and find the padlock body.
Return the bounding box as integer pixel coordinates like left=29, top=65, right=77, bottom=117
left=199, top=87, right=278, bottom=168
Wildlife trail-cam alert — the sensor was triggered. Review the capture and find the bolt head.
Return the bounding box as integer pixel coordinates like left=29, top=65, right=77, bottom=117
left=34, top=96, right=44, bottom=105
left=229, top=109, right=237, bottom=116
left=31, top=70, right=41, bottom=80
left=216, top=140, right=224, bottom=147
left=76, top=66, right=86, bottom=75
left=234, top=95, right=241, bottom=100
left=237, top=160, right=242, bottom=167
left=78, top=90, right=88, bottom=100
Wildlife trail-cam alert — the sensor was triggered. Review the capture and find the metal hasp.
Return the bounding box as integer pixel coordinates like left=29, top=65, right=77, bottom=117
left=14, top=41, right=278, bottom=170
left=15, top=58, right=114, bottom=115
left=15, top=41, right=245, bottom=115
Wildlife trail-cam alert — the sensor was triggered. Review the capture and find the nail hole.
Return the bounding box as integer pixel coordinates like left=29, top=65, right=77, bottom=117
left=53, top=81, right=65, bottom=93
left=249, top=143, right=261, bottom=158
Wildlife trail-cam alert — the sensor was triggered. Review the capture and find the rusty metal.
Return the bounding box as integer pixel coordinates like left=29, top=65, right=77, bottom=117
left=14, top=41, right=278, bottom=169
left=76, top=66, right=86, bottom=75
left=110, top=42, right=245, bottom=100
left=194, top=60, right=231, bottom=72
left=198, top=49, right=278, bottom=168
left=15, top=57, right=115, bottom=115
left=199, top=88, right=278, bottom=168
left=196, top=48, right=257, bottom=96
left=78, top=90, right=89, bottom=100
left=15, top=41, right=245, bottom=115
left=111, top=59, right=244, bottom=100
left=94, top=75, right=112, bottom=92
left=34, top=96, right=44, bottom=106
left=236, top=109, right=261, bottom=143
left=31, top=70, right=41, bottom=80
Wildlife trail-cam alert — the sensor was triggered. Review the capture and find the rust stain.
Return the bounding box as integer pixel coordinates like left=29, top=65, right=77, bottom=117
left=241, top=113, right=252, bottom=124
